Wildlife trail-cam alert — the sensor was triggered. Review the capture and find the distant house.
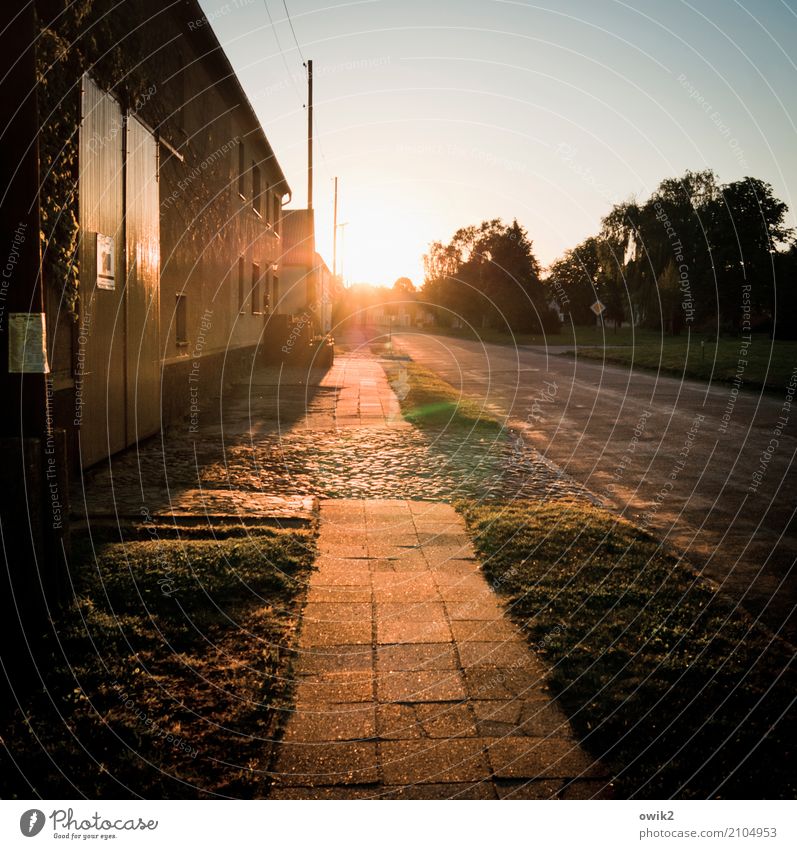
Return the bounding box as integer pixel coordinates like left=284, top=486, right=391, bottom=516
left=279, top=209, right=334, bottom=334
left=339, top=284, right=434, bottom=329
left=363, top=303, right=416, bottom=328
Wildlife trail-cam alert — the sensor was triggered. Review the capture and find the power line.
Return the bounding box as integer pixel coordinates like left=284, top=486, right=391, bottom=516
left=261, top=0, right=303, bottom=105
left=270, top=1, right=330, bottom=183
left=280, top=1, right=330, bottom=173
left=281, top=0, right=306, bottom=66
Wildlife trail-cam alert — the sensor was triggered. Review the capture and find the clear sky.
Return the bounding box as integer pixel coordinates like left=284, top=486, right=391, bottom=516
left=201, top=0, right=797, bottom=287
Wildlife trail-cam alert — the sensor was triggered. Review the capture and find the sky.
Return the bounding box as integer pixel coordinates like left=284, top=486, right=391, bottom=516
left=201, top=0, right=797, bottom=287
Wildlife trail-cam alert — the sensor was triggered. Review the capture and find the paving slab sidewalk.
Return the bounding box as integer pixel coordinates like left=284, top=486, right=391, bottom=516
left=74, top=340, right=609, bottom=798
left=269, top=498, right=611, bottom=800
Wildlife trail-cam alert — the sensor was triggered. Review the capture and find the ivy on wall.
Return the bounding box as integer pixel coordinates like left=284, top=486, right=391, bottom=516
left=36, top=24, right=81, bottom=318
left=35, top=0, right=171, bottom=318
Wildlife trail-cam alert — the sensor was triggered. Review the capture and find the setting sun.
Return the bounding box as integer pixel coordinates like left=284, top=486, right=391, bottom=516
left=314, top=184, right=433, bottom=287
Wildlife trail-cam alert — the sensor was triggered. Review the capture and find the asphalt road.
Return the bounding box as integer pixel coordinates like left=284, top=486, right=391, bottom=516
left=387, top=330, right=797, bottom=643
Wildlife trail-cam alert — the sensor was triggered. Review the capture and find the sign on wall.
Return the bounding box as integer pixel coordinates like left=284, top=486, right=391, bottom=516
left=8, top=312, right=50, bottom=373
left=96, top=233, right=115, bottom=290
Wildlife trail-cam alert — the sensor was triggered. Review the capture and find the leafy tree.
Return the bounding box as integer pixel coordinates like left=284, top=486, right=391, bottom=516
left=708, top=177, right=793, bottom=326
left=656, top=260, right=682, bottom=335
left=393, top=276, right=415, bottom=293
left=595, top=238, right=627, bottom=332
left=546, top=237, right=601, bottom=324
left=549, top=169, right=793, bottom=335
left=600, top=175, right=716, bottom=330
left=773, top=245, right=797, bottom=339
left=422, top=219, right=555, bottom=333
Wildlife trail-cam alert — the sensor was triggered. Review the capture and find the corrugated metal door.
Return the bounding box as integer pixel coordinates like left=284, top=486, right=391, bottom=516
left=124, top=116, right=161, bottom=444
left=78, top=75, right=126, bottom=467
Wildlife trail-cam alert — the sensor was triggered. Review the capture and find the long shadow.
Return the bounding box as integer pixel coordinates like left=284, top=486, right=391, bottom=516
left=70, top=355, right=334, bottom=532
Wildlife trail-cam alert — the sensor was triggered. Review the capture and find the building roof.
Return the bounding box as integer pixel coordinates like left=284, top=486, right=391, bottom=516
left=281, top=209, right=316, bottom=266
left=180, top=0, right=291, bottom=196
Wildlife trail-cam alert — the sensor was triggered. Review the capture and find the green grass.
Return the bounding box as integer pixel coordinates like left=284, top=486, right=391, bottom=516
left=381, top=355, right=504, bottom=435
left=575, top=333, right=797, bottom=393
left=459, top=499, right=796, bottom=799
left=1, top=526, right=316, bottom=798
left=421, top=326, right=797, bottom=392
left=420, top=322, right=653, bottom=348
left=417, top=324, right=552, bottom=347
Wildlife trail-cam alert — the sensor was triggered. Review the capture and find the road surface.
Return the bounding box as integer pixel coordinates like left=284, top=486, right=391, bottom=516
left=385, top=330, right=797, bottom=643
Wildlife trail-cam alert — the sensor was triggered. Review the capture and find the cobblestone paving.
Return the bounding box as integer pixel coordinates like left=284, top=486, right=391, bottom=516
left=74, top=348, right=606, bottom=798
left=269, top=500, right=610, bottom=799
left=201, top=427, right=589, bottom=502
left=75, top=353, right=589, bottom=522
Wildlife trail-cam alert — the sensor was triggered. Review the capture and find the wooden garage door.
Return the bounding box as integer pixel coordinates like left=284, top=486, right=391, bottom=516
left=78, top=75, right=126, bottom=467
left=78, top=76, right=161, bottom=467
left=125, top=115, right=161, bottom=444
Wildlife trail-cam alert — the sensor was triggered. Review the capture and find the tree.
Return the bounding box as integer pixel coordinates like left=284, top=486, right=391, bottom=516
left=387, top=276, right=417, bottom=321
left=547, top=237, right=601, bottom=324
left=708, top=177, right=793, bottom=326
left=422, top=219, right=555, bottom=333
left=597, top=171, right=719, bottom=330
left=656, top=260, right=682, bottom=335
left=393, top=277, right=415, bottom=294
left=595, top=237, right=627, bottom=332
left=773, top=245, right=797, bottom=339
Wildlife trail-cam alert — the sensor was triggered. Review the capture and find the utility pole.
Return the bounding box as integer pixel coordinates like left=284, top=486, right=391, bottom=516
left=336, top=222, right=348, bottom=284
left=306, top=59, right=313, bottom=210
left=332, top=176, right=338, bottom=277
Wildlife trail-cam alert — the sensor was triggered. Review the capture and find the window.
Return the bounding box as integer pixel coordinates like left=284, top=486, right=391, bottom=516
left=273, top=194, right=280, bottom=234
left=237, top=141, right=245, bottom=198
left=176, top=293, right=188, bottom=345
left=265, top=184, right=271, bottom=225
left=252, top=163, right=261, bottom=216
left=251, top=262, right=261, bottom=314
left=238, top=256, right=245, bottom=313
left=271, top=272, right=279, bottom=312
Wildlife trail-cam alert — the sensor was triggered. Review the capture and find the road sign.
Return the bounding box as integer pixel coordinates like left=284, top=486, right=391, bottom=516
left=591, top=300, right=606, bottom=317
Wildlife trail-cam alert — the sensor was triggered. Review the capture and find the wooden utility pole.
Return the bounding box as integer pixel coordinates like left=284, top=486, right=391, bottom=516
left=306, top=59, right=313, bottom=209
left=332, top=176, right=338, bottom=277
left=337, top=222, right=347, bottom=284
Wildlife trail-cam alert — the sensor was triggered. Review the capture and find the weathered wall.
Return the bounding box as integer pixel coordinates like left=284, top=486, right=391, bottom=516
left=39, top=0, right=290, bottom=466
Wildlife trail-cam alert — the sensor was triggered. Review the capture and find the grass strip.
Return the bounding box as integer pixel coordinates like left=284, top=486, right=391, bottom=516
left=421, top=326, right=797, bottom=393
left=1, top=526, right=316, bottom=798
left=381, top=355, right=504, bottom=435
left=459, top=499, right=796, bottom=799
left=575, top=335, right=797, bottom=393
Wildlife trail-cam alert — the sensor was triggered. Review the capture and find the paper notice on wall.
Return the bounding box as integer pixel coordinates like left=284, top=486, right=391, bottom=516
left=96, top=232, right=115, bottom=290
left=8, top=312, right=50, bottom=374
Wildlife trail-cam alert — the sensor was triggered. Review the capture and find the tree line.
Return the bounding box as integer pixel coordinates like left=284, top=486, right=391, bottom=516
left=421, top=170, right=796, bottom=338
left=422, top=218, right=560, bottom=333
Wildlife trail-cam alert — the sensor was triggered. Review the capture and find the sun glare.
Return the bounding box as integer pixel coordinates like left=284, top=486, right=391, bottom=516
left=314, top=196, right=428, bottom=287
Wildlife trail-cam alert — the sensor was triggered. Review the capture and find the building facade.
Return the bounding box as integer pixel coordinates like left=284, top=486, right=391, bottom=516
left=37, top=0, right=292, bottom=468
left=279, top=209, right=334, bottom=335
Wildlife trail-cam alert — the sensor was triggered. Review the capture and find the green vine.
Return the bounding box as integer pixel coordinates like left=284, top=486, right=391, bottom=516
left=35, top=0, right=171, bottom=318
left=36, top=24, right=81, bottom=318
